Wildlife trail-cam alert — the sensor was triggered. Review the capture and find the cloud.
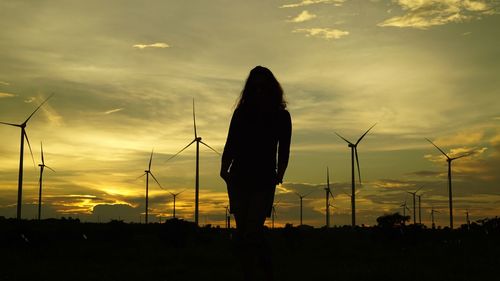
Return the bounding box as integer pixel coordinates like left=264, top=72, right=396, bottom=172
left=378, top=0, right=498, bottom=29
left=372, top=179, right=415, bottom=189
left=0, top=92, right=15, bottom=98
left=293, top=28, right=349, bottom=39
left=132, top=42, right=170, bottom=49
left=408, top=170, right=443, bottom=177
left=288, top=10, right=317, bottom=22
left=281, top=0, right=345, bottom=8
left=104, top=108, right=124, bottom=115
left=24, top=97, right=36, bottom=103
left=0, top=81, right=10, bottom=86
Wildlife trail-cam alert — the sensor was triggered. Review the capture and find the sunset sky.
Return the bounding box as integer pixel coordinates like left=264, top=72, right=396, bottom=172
left=1, top=0, right=499, bottom=227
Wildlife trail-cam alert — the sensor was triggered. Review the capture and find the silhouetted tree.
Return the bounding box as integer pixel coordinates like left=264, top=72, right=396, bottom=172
left=376, top=212, right=410, bottom=228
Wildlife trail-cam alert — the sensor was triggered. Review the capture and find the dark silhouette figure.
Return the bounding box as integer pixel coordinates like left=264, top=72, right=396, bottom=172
left=221, top=66, right=292, bottom=281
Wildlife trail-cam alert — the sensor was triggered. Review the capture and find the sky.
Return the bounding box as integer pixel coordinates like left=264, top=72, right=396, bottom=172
left=1, top=0, right=499, bottom=227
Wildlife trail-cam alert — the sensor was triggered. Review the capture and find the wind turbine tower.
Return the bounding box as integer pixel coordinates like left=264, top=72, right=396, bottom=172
left=166, top=99, right=220, bottom=226
left=431, top=206, right=440, bottom=229
left=325, top=167, right=334, bottom=228
left=400, top=200, right=410, bottom=219
left=225, top=205, right=231, bottom=229
left=169, top=190, right=185, bottom=219
left=138, top=150, right=163, bottom=224
left=295, top=191, right=314, bottom=226
left=37, top=142, right=55, bottom=220
left=417, top=194, right=423, bottom=224
left=426, top=138, right=474, bottom=229
left=335, top=124, right=376, bottom=226
left=407, top=186, right=423, bottom=224
left=0, top=95, right=53, bottom=219
left=271, top=200, right=280, bottom=229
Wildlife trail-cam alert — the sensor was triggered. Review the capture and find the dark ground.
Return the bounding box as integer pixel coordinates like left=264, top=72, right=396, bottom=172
left=1, top=218, right=499, bottom=281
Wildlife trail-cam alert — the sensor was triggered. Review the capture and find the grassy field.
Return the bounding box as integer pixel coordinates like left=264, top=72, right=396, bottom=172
left=1, top=218, right=499, bottom=281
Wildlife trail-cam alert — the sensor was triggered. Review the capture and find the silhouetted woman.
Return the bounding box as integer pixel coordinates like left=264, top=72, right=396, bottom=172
left=220, top=66, right=292, bottom=281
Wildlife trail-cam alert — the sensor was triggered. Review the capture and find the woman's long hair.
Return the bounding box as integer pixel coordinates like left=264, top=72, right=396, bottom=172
left=236, top=66, right=286, bottom=111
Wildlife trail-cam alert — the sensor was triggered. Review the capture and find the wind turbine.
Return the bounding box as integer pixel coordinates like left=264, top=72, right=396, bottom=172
left=335, top=123, right=376, bottom=226
left=271, top=201, right=280, bottom=229
left=400, top=200, right=410, bottom=219
left=430, top=206, right=440, bottom=229
left=465, top=208, right=470, bottom=230
left=37, top=142, right=55, bottom=220
left=224, top=205, right=231, bottom=229
left=417, top=194, right=423, bottom=224
left=138, top=149, right=163, bottom=224
left=425, top=138, right=474, bottom=229
left=407, top=186, right=423, bottom=224
left=295, top=190, right=314, bottom=226
left=0, top=94, right=53, bottom=219
left=324, top=167, right=334, bottom=228
left=169, top=190, right=185, bottom=219
left=166, top=99, right=220, bottom=226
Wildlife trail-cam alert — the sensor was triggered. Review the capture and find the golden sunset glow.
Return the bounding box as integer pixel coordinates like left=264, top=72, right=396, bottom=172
left=1, top=0, right=499, bottom=228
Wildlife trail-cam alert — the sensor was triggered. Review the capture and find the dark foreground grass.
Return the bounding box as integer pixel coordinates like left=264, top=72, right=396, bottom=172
left=1, top=219, right=498, bottom=281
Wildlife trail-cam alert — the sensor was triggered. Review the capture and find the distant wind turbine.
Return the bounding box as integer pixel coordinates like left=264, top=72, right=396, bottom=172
left=0, top=94, right=53, bottom=219
left=407, top=186, right=423, bottom=224
left=166, top=99, right=220, bottom=226
left=430, top=206, right=440, bottom=229
left=295, top=190, right=315, bottom=226
left=271, top=200, right=280, bottom=229
left=169, top=190, right=185, bottom=219
left=37, top=142, right=55, bottom=220
left=335, top=123, right=376, bottom=226
left=465, top=208, right=471, bottom=230
left=324, top=167, right=334, bottom=228
left=400, top=200, right=410, bottom=219
left=224, top=205, right=231, bottom=229
left=425, top=138, right=474, bottom=229
left=137, top=149, right=163, bottom=224
left=417, top=194, right=423, bottom=224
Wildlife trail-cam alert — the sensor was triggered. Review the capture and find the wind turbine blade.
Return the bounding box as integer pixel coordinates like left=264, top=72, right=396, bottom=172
left=0, top=121, right=19, bottom=127
left=304, top=190, right=315, bottom=198
left=200, top=140, right=220, bottom=155
left=355, top=147, right=362, bottom=185
left=451, top=151, right=474, bottom=160
left=24, top=131, right=36, bottom=167
left=329, top=190, right=335, bottom=199
left=148, top=149, right=154, bottom=170
left=425, top=138, right=449, bottom=159
left=24, top=94, right=54, bottom=124
left=149, top=172, right=163, bottom=189
left=166, top=139, right=196, bottom=162
left=415, top=186, right=424, bottom=193
left=41, top=142, right=45, bottom=165
left=355, top=123, right=377, bottom=145
left=45, top=165, right=56, bottom=173
left=135, top=173, right=146, bottom=180
left=334, top=132, right=353, bottom=145
left=192, top=98, right=197, bottom=138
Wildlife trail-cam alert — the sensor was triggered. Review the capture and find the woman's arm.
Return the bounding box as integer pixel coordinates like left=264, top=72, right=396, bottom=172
left=277, top=110, right=292, bottom=184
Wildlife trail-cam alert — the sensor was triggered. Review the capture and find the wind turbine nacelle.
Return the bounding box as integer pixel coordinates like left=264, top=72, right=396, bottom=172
left=196, top=137, right=202, bottom=141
